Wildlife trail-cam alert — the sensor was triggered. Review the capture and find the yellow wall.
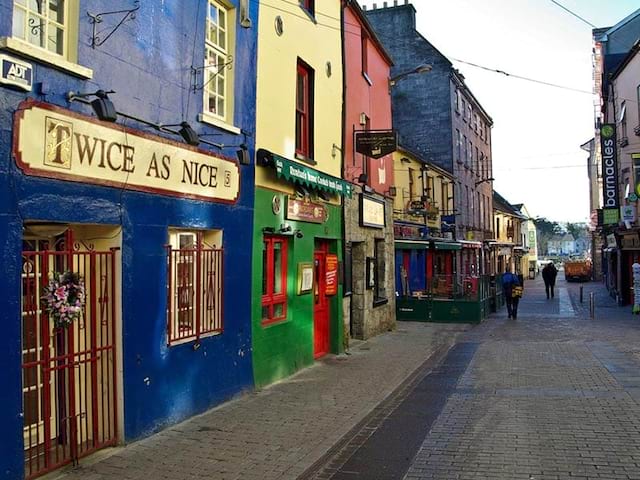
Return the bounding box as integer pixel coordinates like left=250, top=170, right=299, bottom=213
left=392, top=150, right=453, bottom=228
left=255, top=2, right=343, bottom=190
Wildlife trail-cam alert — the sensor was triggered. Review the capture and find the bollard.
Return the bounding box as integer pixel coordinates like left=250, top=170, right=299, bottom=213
left=580, top=286, right=583, bottom=303
left=589, top=292, right=595, bottom=318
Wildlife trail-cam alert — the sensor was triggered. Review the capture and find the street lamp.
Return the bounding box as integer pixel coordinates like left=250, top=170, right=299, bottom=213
left=475, top=177, right=494, bottom=187
left=389, top=63, right=433, bottom=88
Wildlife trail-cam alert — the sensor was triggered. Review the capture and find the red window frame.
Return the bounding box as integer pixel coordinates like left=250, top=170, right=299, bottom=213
left=262, top=236, right=288, bottom=325
left=301, top=0, right=315, bottom=15
left=296, top=60, right=313, bottom=159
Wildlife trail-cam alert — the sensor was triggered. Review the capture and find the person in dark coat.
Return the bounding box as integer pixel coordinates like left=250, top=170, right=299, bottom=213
left=502, top=267, right=521, bottom=319
left=542, top=262, right=558, bottom=299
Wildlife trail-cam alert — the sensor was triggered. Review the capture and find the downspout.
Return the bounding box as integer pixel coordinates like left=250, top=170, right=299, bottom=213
left=340, top=0, right=349, bottom=347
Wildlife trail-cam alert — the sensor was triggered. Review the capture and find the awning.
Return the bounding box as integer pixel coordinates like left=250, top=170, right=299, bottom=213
left=258, top=149, right=352, bottom=198
left=433, top=241, right=462, bottom=251
left=395, top=240, right=429, bottom=250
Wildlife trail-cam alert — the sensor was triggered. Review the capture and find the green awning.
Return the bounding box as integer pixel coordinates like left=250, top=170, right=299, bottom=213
left=434, top=241, right=462, bottom=251
left=272, top=153, right=352, bottom=198
left=395, top=241, right=429, bottom=250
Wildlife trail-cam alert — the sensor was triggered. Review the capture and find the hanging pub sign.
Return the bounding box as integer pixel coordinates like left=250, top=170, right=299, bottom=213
left=355, top=130, right=397, bottom=159
left=0, top=54, right=32, bottom=91
left=406, top=200, right=426, bottom=216
left=286, top=196, right=327, bottom=223
left=600, top=123, right=619, bottom=224
left=13, top=100, right=240, bottom=203
left=325, top=254, right=339, bottom=296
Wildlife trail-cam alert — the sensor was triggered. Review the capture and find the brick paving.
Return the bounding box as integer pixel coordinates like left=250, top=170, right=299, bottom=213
left=405, top=274, right=640, bottom=480
left=47, top=273, right=640, bottom=480
left=47, top=322, right=467, bottom=480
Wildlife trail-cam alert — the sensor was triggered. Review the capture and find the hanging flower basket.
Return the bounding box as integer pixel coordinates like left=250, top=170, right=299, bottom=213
left=42, top=271, right=86, bottom=329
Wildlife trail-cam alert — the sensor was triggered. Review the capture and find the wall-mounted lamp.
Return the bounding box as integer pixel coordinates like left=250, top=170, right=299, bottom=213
left=357, top=173, right=368, bottom=184
left=159, top=122, right=200, bottom=146
left=236, top=143, right=250, bottom=165
left=389, top=63, right=432, bottom=88
left=262, top=227, right=275, bottom=234
left=400, top=157, right=411, bottom=164
left=386, top=186, right=397, bottom=197
left=67, top=89, right=117, bottom=122
left=475, top=177, right=495, bottom=187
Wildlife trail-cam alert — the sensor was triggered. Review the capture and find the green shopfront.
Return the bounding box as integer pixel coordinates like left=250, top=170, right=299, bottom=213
left=253, top=151, right=352, bottom=386
left=394, top=229, right=490, bottom=324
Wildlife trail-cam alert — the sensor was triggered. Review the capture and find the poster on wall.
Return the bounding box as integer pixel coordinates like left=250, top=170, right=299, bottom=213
left=325, top=254, right=339, bottom=296
left=297, top=262, right=314, bottom=295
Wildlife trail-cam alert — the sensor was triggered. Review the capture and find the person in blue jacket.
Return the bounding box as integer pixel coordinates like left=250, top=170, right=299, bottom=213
left=502, top=267, right=521, bottom=319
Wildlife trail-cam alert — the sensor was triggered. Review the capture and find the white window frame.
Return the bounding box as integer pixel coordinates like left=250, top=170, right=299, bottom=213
left=199, top=0, right=240, bottom=134
left=3, top=0, right=91, bottom=78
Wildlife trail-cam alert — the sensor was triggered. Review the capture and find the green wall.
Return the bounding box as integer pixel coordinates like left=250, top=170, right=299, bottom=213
left=252, top=187, right=344, bottom=387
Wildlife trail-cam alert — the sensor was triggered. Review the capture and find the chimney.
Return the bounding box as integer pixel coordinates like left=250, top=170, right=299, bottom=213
left=383, top=1, right=388, bottom=7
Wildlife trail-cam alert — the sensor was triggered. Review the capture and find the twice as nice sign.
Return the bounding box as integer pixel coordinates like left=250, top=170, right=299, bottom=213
left=13, top=101, right=240, bottom=203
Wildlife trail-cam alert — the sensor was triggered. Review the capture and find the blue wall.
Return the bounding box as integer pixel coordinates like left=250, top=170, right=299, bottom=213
left=365, top=4, right=454, bottom=173
left=0, top=1, right=258, bottom=478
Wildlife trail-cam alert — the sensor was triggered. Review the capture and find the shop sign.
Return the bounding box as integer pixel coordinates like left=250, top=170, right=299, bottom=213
left=606, top=233, right=617, bottom=248
left=354, top=130, right=397, bottom=159
left=393, top=224, right=425, bottom=240
left=621, top=235, right=640, bottom=250
left=360, top=194, right=385, bottom=228
left=621, top=205, right=636, bottom=223
left=14, top=101, right=240, bottom=203
left=0, top=54, right=32, bottom=91
left=406, top=200, right=426, bottom=216
left=325, top=254, right=339, bottom=296
left=603, top=207, right=620, bottom=225
left=286, top=196, right=327, bottom=223
left=600, top=124, right=619, bottom=210
left=260, top=150, right=352, bottom=197
left=465, top=231, right=475, bottom=240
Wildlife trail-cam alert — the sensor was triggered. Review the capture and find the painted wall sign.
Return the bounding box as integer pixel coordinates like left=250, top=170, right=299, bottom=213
left=14, top=101, right=240, bottom=203
left=393, top=223, right=426, bottom=240
left=325, top=254, right=339, bottom=296
left=360, top=194, right=385, bottom=228
left=600, top=124, right=619, bottom=212
left=354, top=130, right=397, bottom=159
left=0, top=54, right=32, bottom=91
left=286, top=196, right=327, bottom=223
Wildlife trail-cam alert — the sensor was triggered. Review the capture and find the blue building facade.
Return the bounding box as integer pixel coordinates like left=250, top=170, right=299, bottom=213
left=0, top=1, right=258, bottom=478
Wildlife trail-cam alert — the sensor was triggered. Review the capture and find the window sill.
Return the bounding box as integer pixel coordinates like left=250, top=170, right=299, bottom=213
left=198, top=112, right=241, bottom=135
left=0, top=37, right=93, bottom=79
left=295, top=152, right=317, bottom=165
left=261, top=317, right=290, bottom=328
left=168, top=330, right=222, bottom=347
left=299, top=5, right=318, bottom=23
left=373, top=298, right=389, bottom=307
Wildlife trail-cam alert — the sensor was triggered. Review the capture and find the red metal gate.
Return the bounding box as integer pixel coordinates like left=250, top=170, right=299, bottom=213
left=21, top=234, right=119, bottom=479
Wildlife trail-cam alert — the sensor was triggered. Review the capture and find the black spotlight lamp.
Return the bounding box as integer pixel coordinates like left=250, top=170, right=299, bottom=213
left=90, top=90, right=117, bottom=122
left=237, top=143, right=250, bottom=165
left=178, top=122, right=200, bottom=146
left=66, top=89, right=117, bottom=122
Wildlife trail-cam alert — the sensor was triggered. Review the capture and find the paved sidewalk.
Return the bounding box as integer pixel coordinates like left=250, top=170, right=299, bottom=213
left=403, top=276, right=640, bottom=480
left=48, top=322, right=467, bottom=480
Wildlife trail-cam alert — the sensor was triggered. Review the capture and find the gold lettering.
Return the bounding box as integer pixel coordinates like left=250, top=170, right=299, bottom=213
left=122, top=145, right=135, bottom=173
left=146, top=153, right=160, bottom=178
left=74, top=134, right=99, bottom=166
left=107, top=142, right=123, bottom=171
left=181, top=160, right=196, bottom=184
left=161, top=155, right=171, bottom=180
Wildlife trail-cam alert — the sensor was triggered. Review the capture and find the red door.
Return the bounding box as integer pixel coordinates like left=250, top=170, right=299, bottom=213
left=314, top=244, right=330, bottom=358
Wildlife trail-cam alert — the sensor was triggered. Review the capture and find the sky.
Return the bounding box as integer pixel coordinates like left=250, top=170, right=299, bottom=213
left=358, top=0, right=639, bottom=223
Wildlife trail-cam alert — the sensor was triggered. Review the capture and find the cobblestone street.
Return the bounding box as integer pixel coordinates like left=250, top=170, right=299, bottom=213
left=47, top=274, right=640, bottom=480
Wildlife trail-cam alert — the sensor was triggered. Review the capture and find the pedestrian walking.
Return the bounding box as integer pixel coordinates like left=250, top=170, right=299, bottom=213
left=502, top=268, right=522, bottom=319
left=542, top=262, right=558, bottom=299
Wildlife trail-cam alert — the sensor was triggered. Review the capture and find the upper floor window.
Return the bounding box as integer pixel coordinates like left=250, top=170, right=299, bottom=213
left=455, top=129, right=461, bottom=162
left=296, top=60, right=314, bottom=160
left=637, top=85, right=640, bottom=128
left=13, top=0, right=68, bottom=56
left=466, top=104, right=472, bottom=123
left=619, top=100, right=628, bottom=142
left=204, top=0, right=232, bottom=122
left=300, top=0, right=315, bottom=16
left=461, top=99, right=467, bottom=122
left=361, top=28, right=369, bottom=80
left=455, top=90, right=461, bottom=114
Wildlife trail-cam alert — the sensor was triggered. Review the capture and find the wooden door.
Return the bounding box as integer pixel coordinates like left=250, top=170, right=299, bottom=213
left=313, top=244, right=330, bottom=358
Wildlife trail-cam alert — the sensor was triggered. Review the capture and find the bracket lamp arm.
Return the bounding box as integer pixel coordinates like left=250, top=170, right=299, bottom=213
left=475, top=177, right=495, bottom=187
left=389, top=63, right=432, bottom=88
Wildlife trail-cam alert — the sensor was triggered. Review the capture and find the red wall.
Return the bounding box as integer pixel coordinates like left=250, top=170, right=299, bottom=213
left=343, top=6, right=394, bottom=195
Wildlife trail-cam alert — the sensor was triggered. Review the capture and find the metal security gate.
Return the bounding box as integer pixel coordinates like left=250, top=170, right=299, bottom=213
left=21, top=233, right=119, bottom=479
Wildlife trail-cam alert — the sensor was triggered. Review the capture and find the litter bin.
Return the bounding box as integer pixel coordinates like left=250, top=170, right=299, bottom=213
left=528, top=268, right=535, bottom=280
